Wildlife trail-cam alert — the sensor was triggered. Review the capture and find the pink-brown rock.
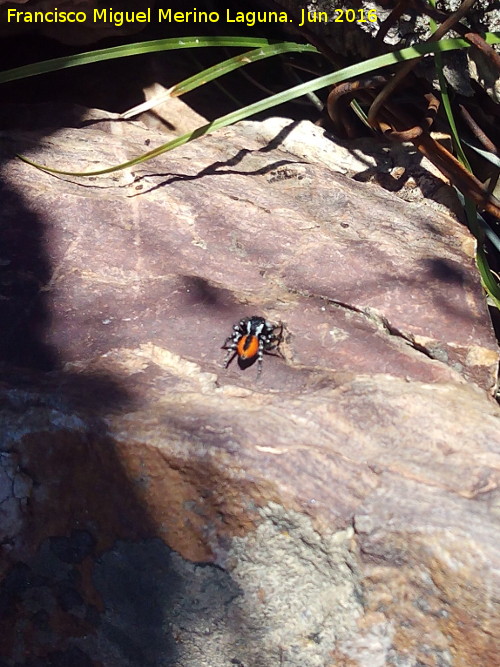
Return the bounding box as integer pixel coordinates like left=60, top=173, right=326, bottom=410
left=0, top=106, right=499, bottom=666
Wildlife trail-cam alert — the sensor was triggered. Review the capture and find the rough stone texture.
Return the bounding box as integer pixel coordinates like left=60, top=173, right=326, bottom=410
left=1, top=106, right=499, bottom=666
left=0, top=107, right=497, bottom=390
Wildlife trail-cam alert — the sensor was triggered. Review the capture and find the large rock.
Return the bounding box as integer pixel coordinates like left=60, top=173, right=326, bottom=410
left=0, top=106, right=499, bottom=666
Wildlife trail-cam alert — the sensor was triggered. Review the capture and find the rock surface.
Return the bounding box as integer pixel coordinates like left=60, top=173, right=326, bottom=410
left=0, top=106, right=499, bottom=666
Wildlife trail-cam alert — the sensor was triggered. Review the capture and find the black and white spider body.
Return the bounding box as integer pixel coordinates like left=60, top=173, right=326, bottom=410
left=222, top=316, right=283, bottom=375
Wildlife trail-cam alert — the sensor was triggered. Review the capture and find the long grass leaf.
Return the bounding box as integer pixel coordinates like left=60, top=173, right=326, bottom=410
left=0, top=37, right=317, bottom=84
left=461, top=140, right=500, bottom=168
left=16, top=33, right=500, bottom=177
left=169, top=43, right=318, bottom=99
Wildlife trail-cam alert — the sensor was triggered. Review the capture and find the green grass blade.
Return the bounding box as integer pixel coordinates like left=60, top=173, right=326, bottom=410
left=0, top=36, right=317, bottom=85
left=476, top=246, right=500, bottom=309
left=455, top=189, right=500, bottom=306
left=428, top=2, right=471, bottom=169
left=477, top=211, right=500, bottom=254
left=2, top=32, right=498, bottom=87
left=428, top=3, right=499, bottom=305
left=169, top=42, right=318, bottom=98
left=461, top=140, right=500, bottom=169
left=16, top=33, right=500, bottom=177
left=121, top=41, right=320, bottom=118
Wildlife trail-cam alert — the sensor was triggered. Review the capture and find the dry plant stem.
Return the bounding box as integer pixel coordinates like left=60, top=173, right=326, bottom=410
left=415, top=134, right=500, bottom=219
left=374, top=95, right=500, bottom=218
left=379, top=116, right=500, bottom=218
left=464, top=32, right=500, bottom=71
left=372, top=0, right=410, bottom=52
left=352, top=0, right=500, bottom=217
left=321, top=0, right=498, bottom=216
left=364, top=91, right=500, bottom=219
left=417, top=0, right=500, bottom=55
left=326, top=76, right=439, bottom=141
left=367, top=0, right=477, bottom=128
left=459, top=104, right=498, bottom=154
left=329, top=96, right=360, bottom=137
left=387, top=92, right=440, bottom=141
left=326, top=75, right=387, bottom=135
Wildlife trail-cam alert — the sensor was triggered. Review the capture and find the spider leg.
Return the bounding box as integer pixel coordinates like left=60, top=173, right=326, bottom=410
left=269, top=339, right=284, bottom=357
left=223, top=330, right=238, bottom=345
left=222, top=332, right=240, bottom=367
left=256, top=339, right=265, bottom=376
left=264, top=326, right=283, bottom=351
left=223, top=344, right=237, bottom=368
left=273, top=323, right=284, bottom=343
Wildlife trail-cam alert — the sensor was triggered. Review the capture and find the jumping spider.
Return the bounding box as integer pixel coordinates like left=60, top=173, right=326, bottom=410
left=222, top=316, right=283, bottom=375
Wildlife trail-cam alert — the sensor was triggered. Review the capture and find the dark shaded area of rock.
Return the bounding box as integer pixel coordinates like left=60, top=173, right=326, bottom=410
left=0, top=106, right=499, bottom=666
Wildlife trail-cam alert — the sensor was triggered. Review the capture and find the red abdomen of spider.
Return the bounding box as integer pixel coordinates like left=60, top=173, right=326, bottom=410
left=237, top=334, right=259, bottom=360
